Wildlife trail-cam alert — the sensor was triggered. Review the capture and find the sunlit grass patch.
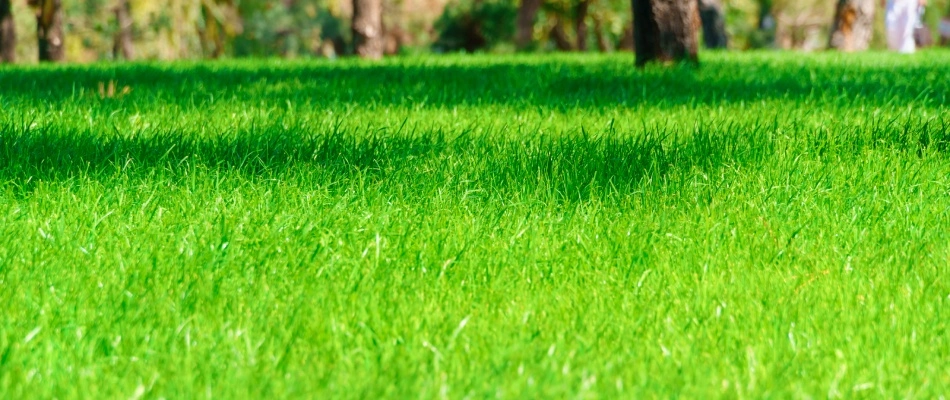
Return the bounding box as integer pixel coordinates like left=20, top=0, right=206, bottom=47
left=1, top=52, right=949, bottom=398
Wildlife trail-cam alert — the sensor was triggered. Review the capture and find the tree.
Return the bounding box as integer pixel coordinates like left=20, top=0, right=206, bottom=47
left=632, top=0, right=700, bottom=67
left=592, top=15, right=613, bottom=51
left=516, top=0, right=541, bottom=49
left=0, top=0, right=14, bottom=63
left=114, top=0, right=134, bottom=60
left=751, top=0, right=776, bottom=48
left=698, top=0, right=727, bottom=48
left=828, top=0, right=874, bottom=51
left=550, top=17, right=574, bottom=50
left=198, top=0, right=242, bottom=59
left=575, top=0, right=590, bottom=50
left=30, top=0, right=64, bottom=62
left=352, top=0, right=383, bottom=58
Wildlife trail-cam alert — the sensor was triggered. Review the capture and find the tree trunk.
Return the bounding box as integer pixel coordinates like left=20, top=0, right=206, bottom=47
left=35, top=0, right=64, bottom=62
left=113, top=0, right=134, bottom=60
left=516, top=0, right=541, bottom=49
left=593, top=16, right=612, bottom=52
left=0, top=0, right=14, bottom=63
left=828, top=0, right=874, bottom=51
left=352, top=0, right=383, bottom=59
left=551, top=18, right=574, bottom=51
left=632, top=0, right=700, bottom=67
left=698, top=0, right=728, bottom=48
left=618, top=25, right=634, bottom=50
left=198, top=4, right=219, bottom=58
left=757, top=0, right=772, bottom=31
left=750, top=0, right=775, bottom=48
left=575, top=0, right=590, bottom=51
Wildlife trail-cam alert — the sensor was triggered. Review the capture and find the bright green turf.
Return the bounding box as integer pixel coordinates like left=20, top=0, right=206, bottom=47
left=1, top=51, right=949, bottom=398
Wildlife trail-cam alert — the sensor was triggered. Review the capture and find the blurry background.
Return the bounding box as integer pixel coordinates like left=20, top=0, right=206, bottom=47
left=3, top=0, right=950, bottom=63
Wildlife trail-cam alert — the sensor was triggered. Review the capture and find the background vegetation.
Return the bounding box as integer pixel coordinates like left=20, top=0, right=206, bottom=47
left=4, top=0, right=950, bottom=62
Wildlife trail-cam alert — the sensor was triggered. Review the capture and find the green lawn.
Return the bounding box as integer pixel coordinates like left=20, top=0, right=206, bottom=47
left=1, top=52, right=949, bottom=398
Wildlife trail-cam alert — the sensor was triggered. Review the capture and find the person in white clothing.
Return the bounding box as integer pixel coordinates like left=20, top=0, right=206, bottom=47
left=884, top=0, right=927, bottom=53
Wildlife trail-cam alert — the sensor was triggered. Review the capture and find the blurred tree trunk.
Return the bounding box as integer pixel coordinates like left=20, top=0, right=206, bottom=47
left=198, top=0, right=242, bottom=59
left=698, top=0, right=728, bottom=48
left=352, top=0, right=383, bottom=59
left=575, top=0, right=589, bottom=51
left=33, top=0, right=64, bottom=62
left=752, top=0, right=775, bottom=48
left=198, top=3, right=222, bottom=58
left=0, top=0, right=14, bottom=63
left=632, top=0, right=699, bottom=67
left=551, top=18, right=574, bottom=51
left=618, top=25, right=634, bottom=50
left=516, top=0, right=541, bottom=49
left=113, top=0, right=134, bottom=60
left=593, top=16, right=612, bottom=52
left=757, top=0, right=771, bottom=30
left=828, top=0, right=874, bottom=51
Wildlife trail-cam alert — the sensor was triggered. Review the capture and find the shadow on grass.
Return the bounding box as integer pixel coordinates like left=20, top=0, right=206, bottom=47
left=4, top=116, right=948, bottom=200
left=1, top=55, right=945, bottom=110
left=0, top=120, right=776, bottom=200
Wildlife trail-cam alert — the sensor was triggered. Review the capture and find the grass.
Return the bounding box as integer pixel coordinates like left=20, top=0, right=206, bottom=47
left=1, top=51, right=950, bottom=398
